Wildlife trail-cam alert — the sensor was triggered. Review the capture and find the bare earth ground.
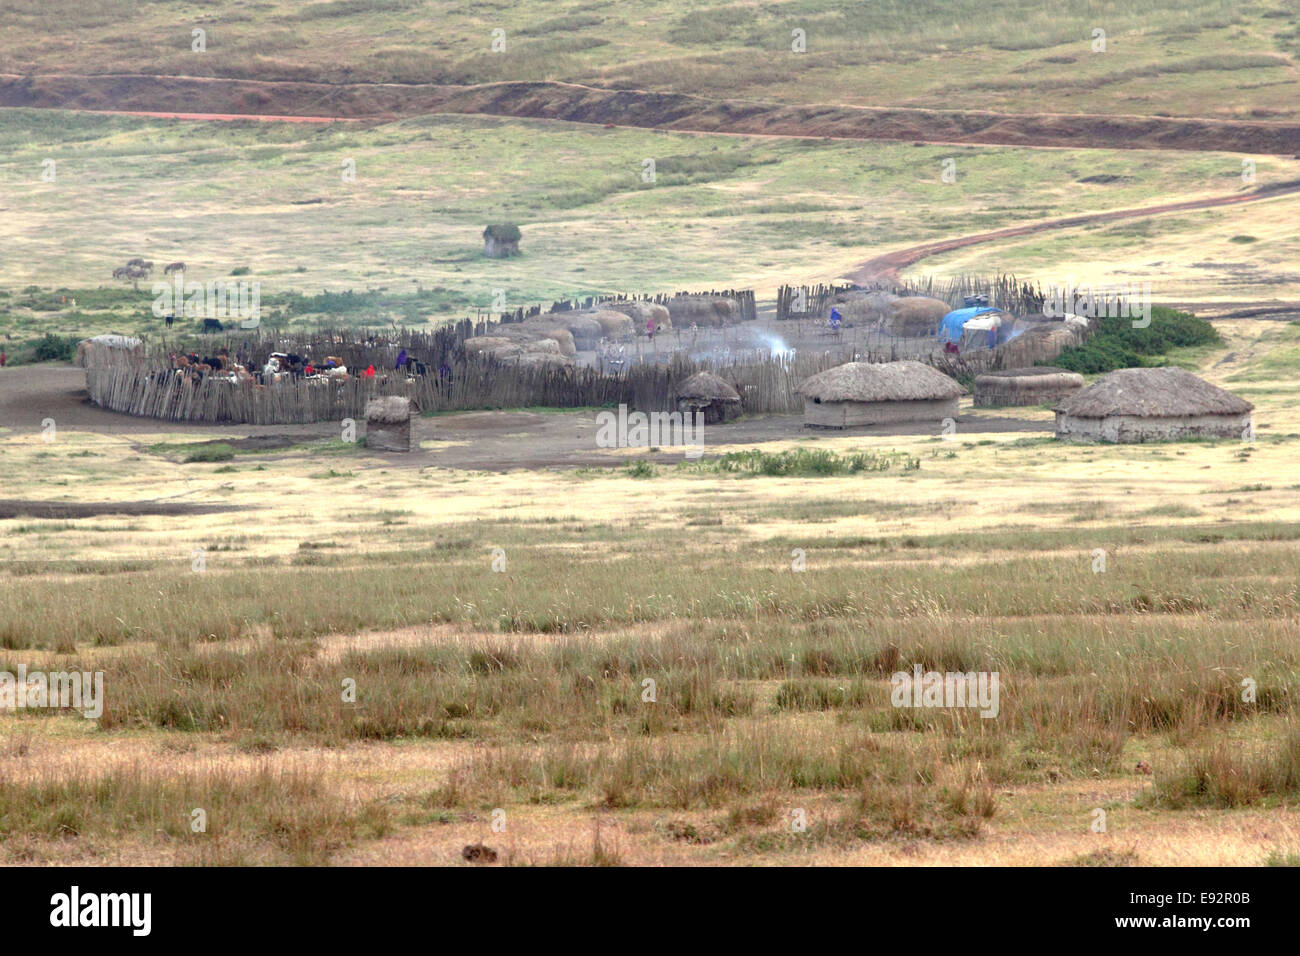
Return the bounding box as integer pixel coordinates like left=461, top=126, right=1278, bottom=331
left=4, top=74, right=1299, bottom=154
left=0, top=365, right=1049, bottom=473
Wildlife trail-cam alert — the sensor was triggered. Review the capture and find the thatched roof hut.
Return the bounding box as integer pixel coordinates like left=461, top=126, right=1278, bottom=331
left=465, top=334, right=571, bottom=364
left=996, top=322, right=1088, bottom=367
left=365, top=396, right=413, bottom=452
left=831, top=290, right=898, bottom=326
left=797, top=360, right=963, bottom=428
left=482, top=224, right=520, bottom=258
left=606, top=300, right=672, bottom=333
left=883, top=297, right=949, bottom=337
left=591, top=309, right=635, bottom=341
left=666, top=295, right=741, bottom=328
left=975, top=366, right=1084, bottom=407
left=676, top=371, right=742, bottom=424
left=1054, top=367, right=1253, bottom=443
left=546, top=313, right=604, bottom=350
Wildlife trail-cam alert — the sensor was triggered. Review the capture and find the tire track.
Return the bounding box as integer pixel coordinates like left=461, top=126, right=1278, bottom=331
left=849, top=181, right=1300, bottom=281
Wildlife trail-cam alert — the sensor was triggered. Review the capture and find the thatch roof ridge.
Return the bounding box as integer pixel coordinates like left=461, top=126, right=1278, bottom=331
left=365, top=395, right=412, bottom=423
left=677, top=371, right=741, bottom=402
left=1054, top=367, right=1252, bottom=418
left=797, top=361, right=965, bottom=403
left=980, top=366, right=1074, bottom=379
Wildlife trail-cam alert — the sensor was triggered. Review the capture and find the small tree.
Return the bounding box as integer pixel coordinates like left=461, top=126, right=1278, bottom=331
left=113, top=257, right=154, bottom=291
left=482, top=224, right=521, bottom=258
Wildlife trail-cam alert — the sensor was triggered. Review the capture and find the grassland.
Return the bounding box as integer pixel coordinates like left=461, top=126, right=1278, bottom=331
left=2, top=318, right=1299, bottom=865
left=3, top=108, right=1299, bottom=355
left=2, top=0, right=1298, bottom=121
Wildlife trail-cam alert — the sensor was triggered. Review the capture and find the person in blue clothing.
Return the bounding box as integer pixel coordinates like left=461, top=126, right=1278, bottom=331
left=829, top=307, right=842, bottom=331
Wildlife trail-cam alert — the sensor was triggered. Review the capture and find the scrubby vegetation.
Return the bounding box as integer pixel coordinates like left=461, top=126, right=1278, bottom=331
left=1051, top=307, right=1222, bottom=374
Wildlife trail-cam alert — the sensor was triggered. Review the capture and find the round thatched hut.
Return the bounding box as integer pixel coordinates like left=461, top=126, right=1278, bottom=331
left=591, top=309, right=635, bottom=341
left=676, top=371, right=742, bottom=425
left=365, top=396, right=413, bottom=452
left=1054, top=367, right=1253, bottom=443
left=975, top=366, right=1085, bottom=407
left=797, top=360, right=964, bottom=428
left=546, top=313, right=604, bottom=351
left=883, top=297, right=950, bottom=337
left=605, top=300, right=672, bottom=333
left=666, top=295, right=741, bottom=328
left=831, top=290, right=898, bottom=326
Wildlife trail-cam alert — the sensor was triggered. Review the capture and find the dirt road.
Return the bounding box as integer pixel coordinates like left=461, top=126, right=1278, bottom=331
left=850, top=180, right=1300, bottom=282
left=5, top=73, right=1299, bottom=154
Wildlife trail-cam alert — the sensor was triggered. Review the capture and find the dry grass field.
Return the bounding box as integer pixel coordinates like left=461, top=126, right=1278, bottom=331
left=2, top=108, right=1299, bottom=357
left=3, top=0, right=1299, bottom=877
left=2, top=319, right=1298, bottom=865
left=2, top=0, right=1297, bottom=121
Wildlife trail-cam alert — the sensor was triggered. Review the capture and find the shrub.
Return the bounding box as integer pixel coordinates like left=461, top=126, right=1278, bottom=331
left=32, top=333, right=77, bottom=362
left=1052, top=307, right=1220, bottom=374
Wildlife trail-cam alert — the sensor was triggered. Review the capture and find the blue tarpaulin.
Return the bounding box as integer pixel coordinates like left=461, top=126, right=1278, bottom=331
left=939, top=306, right=1000, bottom=343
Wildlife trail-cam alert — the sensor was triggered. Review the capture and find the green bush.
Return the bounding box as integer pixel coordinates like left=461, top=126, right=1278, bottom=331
left=32, top=333, right=77, bottom=362
left=1051, top=307, right=1220, bottom=374
left=483, top=223, right=521, bottom=243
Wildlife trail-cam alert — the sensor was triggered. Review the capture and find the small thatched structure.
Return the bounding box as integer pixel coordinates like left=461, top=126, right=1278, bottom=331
left=482, top=224, right=520, bottom=258
left=365, top=396, right=412, bottom=452
left=1054, top=367, right=1253, bottom=443
left=831, top=290, right=898, bottom=326
left=676, top=371, right=742, bottom=425
left=75, top=334, right=144, bottom=369
left=666, top=295, right=741, bottom=328
left=545, top=313, right=603, bottom=350
left=883, top=297, right=949, bottom=337
left=606, top=300, right=672, bottom=333
left=975, top=366, right=1084, bottom=407
left=797, top=360, right=963, bottom=428
left=997, top=322, right=1088, bottom=367
left=591, top=309, right=635, bottom=341
left=465, top=334, right=572, bottom=365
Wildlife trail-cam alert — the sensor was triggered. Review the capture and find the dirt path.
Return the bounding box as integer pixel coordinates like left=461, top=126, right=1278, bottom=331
left=849, top=181, right=1300, bottom=282
left=5, top=73, right=1299, bottom=154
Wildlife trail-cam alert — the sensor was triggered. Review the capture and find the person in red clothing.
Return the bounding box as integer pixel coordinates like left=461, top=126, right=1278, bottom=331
left=364, top=364, right=376, bottom=378
left=0, top=350, right=6, bottom=368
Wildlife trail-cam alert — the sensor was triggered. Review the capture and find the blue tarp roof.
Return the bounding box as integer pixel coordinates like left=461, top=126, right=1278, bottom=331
left=939, top=306, right=999, bottom=342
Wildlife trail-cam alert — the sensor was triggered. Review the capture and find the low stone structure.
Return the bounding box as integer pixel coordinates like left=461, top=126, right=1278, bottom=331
left=797, top=360, right=963, bottom=428
left=1054, top=367, right=1253, bottom=443
left=364, top=395, right=413, bottom=451
left=974, top=366, right=1084, bottom=407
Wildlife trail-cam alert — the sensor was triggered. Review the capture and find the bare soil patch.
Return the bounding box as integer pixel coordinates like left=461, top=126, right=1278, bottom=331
left=4, top=74, right=1299, bottom=154
left=0, top=499, right=240, bottom=519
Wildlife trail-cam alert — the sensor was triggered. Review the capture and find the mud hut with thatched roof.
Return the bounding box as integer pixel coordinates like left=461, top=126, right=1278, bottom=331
left=797, top=360, right=964, bottom=428
left=882, top=297, right=950, bottom=337
left=666, top=295, right=741, bottom=329
left=591, top=309, right=635, bottom=341
left=482, top=224, right=521, bottom=258
left=1054, top=367, right=1252, bottom=443
left=606, top=300, right=672, bottom=334
left=365, top=396, right=413, bottom=452
left=676, top=371, right=742, bottom=425
left=975, top=366, right=1085, bottom=407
